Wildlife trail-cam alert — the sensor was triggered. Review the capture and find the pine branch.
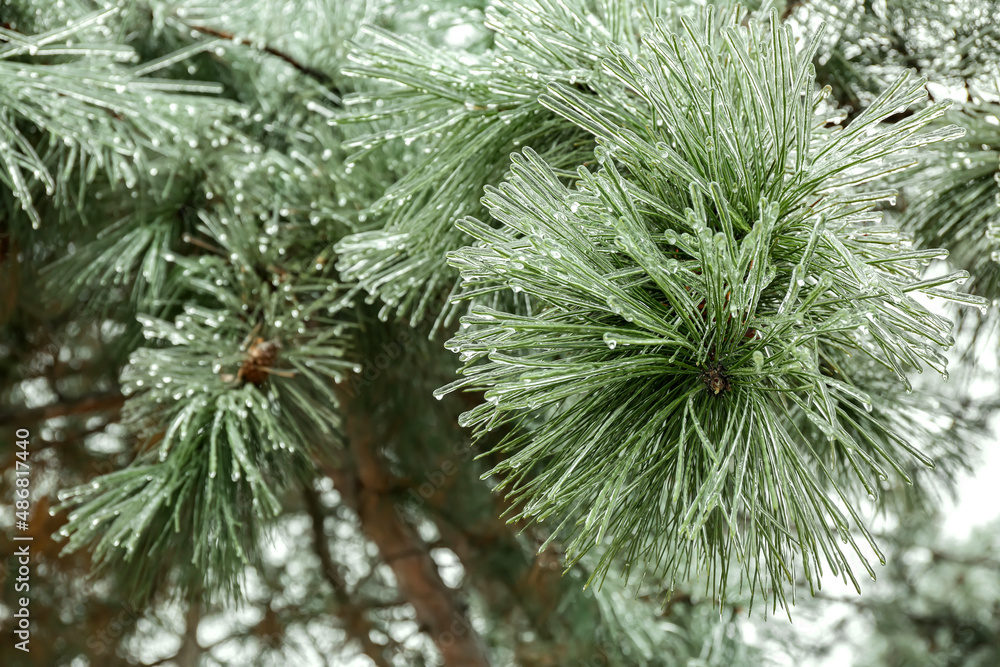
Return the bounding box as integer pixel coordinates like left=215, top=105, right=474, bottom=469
left=322, top=385, right=490, bottom=667
left=901, top=104, right=1000, bottom=306
left=781, top=0, right=809, bottom=21
left=438, top=7, right=980, bottom=608
left=52, top=212, right=356, bottom=602
left=333, top=0, right=649, bottom=325
left=184, top=23, right=337, bottom=89
left=417, top=468, right=590, bottom=657
left=926, top=549, right=1000, bottom=570
left=175, top=602, right=203, bottom=667
left=0, top=8, right=241, bottom=228
left=9, top=0, right=996, bottom=660
left=301, top=483, right=395, bottom=667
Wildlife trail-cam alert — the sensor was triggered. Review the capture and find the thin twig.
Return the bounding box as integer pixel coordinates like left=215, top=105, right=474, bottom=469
left=185, top=24, right=334, bottom=86
left=319, top=384, right=492, bottom=667
left=302, top=483, right=395, bottom=667
left=0, top=392, right=124, bottom=427
left=782, top=0, right=809, bottom=21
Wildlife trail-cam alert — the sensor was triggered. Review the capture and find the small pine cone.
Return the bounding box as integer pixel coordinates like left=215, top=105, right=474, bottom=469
left=701, top=363, right=731, bottom=396
left=239, top=338, right=282, bottom=386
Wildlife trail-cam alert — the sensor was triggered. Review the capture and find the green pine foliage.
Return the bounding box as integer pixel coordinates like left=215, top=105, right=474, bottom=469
left=797, top=0, right=1000, bottom=320
left=902, top=106, right=1000, bottom=312
left=0, top=8, right=239, bottom=229
left=334, top=0, right=652, bottom=326
left=439, top=8, right=982, bottom=607
left=2, top=0, right=998, bottom=663
left=769, top=514, right=1000, bottom=667
left=54, top=211, right=355, bottom=600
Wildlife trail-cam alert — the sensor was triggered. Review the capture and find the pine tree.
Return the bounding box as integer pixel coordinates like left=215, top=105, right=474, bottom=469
left=1, top=0, right=997, bottom=665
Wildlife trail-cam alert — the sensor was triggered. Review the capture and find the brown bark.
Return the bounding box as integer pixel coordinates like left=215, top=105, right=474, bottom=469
left=184, top=24, right=334, bottom=87
left=0, top=391, right=124, bottom=427
left=175, top=601, right=202, bottom=667
left=302, top=484, right=394, bottom=667
left=416, top=391, right=608, bottom=664
left=0, top=234, right=19, bottom=327
left=421, top=473, right=608, bottom=667
left=322, top=387, right=491, bottom=667
left=781, top=0, right=808, bottom=21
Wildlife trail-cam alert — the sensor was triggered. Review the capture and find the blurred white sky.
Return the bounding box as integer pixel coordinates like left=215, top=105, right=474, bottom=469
left=752, top=424, right=1000, bottom=667
left=752, top=277, right=1000, bottom=666
left=943, top=417, right=1000, bottom=540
